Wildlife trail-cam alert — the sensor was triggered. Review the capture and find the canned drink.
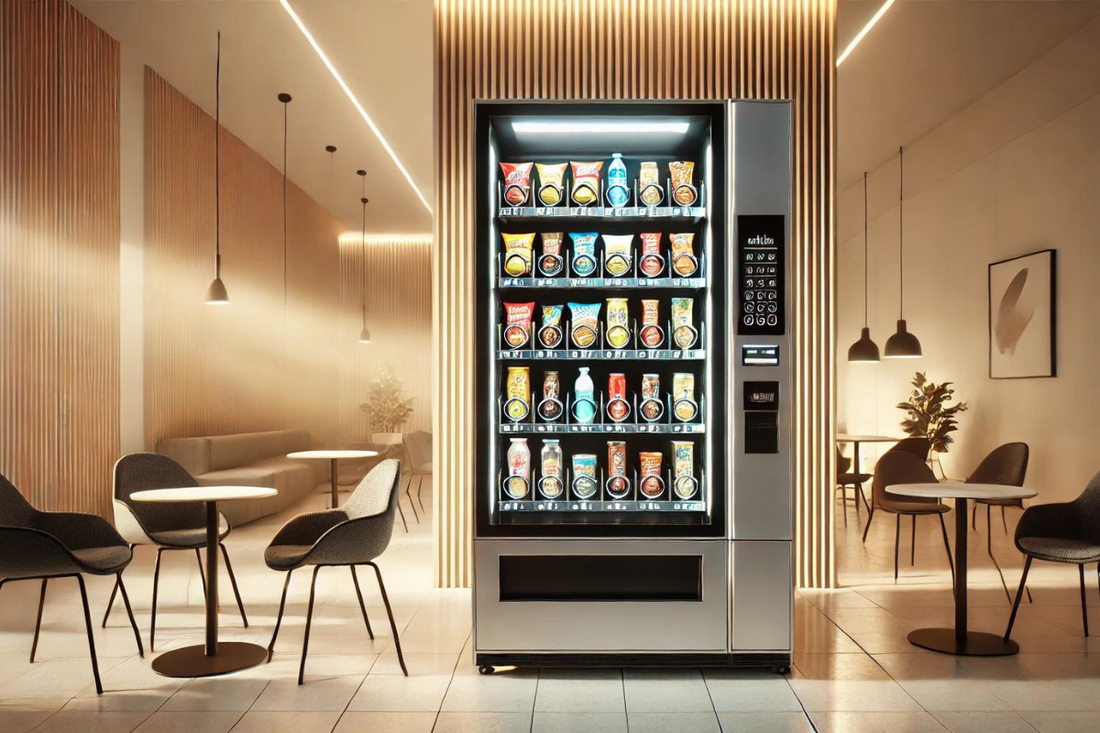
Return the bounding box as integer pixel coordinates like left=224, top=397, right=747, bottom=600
left=605, top=298, right=631, bottom=349
left=607, top=373, right=629, bottom=422
left=639, top=451, right=664, bottom=498
left=539, top=371, right=563, bottom=422
left=672, top=372, right=697, bottom=422
left=505, top=439, right=530, bottom=499
left=640, top=374, right=663, bottom=422
left=540, top=440, right=564, bottom=499
left=671, top=441, right=696, bottom=499
left=572, top=454, right=598, bottom=499
left=607, top=441, right=629, bottom=498
left=505, top=367, right=530, bottom=421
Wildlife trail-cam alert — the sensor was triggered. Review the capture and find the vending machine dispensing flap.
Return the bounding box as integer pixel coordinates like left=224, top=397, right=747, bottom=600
left=743, top=381, right=780, bottom=454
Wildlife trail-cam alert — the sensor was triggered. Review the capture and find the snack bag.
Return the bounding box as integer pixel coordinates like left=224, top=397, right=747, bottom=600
left=570, top=161, right=603, bottom=206
left=502, top=232, right=534, bottom=277
left=535, top=163, right=567, bottom=206
left=502, top=301, right=535, bottom=349
left=499, top=162, right=533, bottom=206
left=504, top=367, right=531, bottom=421
left=672, top=441, right=696, bottom=499
left=539, top=305, right=564, bottom=348
left=669, top=160, right=697, bottom=206
left=639, top=299, right=663, bottom=349
left=639, top=232, right=664, bottom=277
left=670, top=232, right=698, bottom=277
left=569, top=232, right=598, bottom=277
left=539, top=232, right=564, bottom=276
left=568, top=302, right=601, bottom=349
left=672, top=372, right=697, bottom=422
left=605, top=298, right=630, bottom=349
left=602, top=234, right=633, bottom=277
left=639, top=161, right=663, bottom=206
left=670, top=297, right=697, bottom=349
left=572, top=454, right=598, bottom=498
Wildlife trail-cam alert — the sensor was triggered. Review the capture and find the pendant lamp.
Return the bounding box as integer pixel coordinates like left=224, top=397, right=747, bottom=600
left=847, top=172, right=880, bottom=363
left=357, top=169, right=372, bottom=344
left=884, top=146, right=922, bottom=358
left=205, top=32, right=229, bottom=305
left=278, top=93, right=291, bottom=312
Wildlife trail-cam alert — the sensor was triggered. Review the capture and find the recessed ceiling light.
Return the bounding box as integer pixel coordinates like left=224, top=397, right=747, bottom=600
left=511, top=120, right=690, bottom=135
left=279, top=0, right=431, bottom=213
left=836, top=0, right=896, bottom=67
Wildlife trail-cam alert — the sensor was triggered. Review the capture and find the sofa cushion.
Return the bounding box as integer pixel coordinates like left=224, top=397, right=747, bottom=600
left=207, top=430, right=312, bottom=472
left=157, top=437, right=214, bottom=477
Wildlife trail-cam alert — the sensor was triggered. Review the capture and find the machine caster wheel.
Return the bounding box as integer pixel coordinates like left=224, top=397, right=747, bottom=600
left=479, top=665, right=495, bottom=676
left=776, top=665, right=791, bottom=675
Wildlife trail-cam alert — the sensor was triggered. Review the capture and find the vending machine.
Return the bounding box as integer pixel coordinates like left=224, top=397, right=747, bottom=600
left=472, top=101, right=792, bottom=673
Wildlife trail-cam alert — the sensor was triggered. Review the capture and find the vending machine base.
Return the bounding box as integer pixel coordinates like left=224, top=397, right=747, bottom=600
left=474, top=652, right=791, bottom=675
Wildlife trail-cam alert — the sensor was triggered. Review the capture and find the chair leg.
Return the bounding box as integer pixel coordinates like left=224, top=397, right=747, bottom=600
left=1001, top=506, right=1008, bottom=534
left=894, top=515, right=901, bottom=582
left=838, top=487, right=847, bottom=528
left=116, top=573, right=144, bottom=658
left=1080, top=564, right=1089, bottom=637
left=416, top=475, right=425, bottom=512
left=102, top=575, right=119, bottom=628
left=857, top=483, right=870, bottom=514
left=75, top=575, right=103, bottom=695
left=219, top=543, right=249, bottom=627
left=397, top=503, right=408, bottom=533
left=368, top=562, right=407, bottom=676
left=971, top=504, right=977, bottom=530
left=267, top=570, right=293, bottom=662
left=195, top=548, right=212, bottom=608
left=150, top=547, right=165, bottom=651
left=350, top=566, right=375, bottom=640
left=938, top=513, right=956, bottom=595
left=861, top=505, right=875, bottom=543
left=910, top=515, right=916, bottom=566
left=986, top=502, right=1011, bottom=603
left=299, top=566, right=322, bottom=685
left=30, top=579, right=48, bottom=663
left=406, top=483, right=420, bottom=524
left=1004, top=556, right=1033, bottom=641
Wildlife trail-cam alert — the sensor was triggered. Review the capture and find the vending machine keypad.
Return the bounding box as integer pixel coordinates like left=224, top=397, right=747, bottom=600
left=737, top=215, right=785, bottom=335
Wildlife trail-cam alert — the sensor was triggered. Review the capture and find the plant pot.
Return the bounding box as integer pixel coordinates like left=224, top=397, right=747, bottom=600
left=371, top=432, right=404, bottom=447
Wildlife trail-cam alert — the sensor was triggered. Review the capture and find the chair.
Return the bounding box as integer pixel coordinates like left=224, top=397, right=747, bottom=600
left=0, top=472, right=143, bottom=694
left=969, top=443, right=1030, bottom=532
left=861, top=437, right=932, bottom=543
left=835, top=447, right=872, bottom=527
left=965, top=443, right=1030, bottom=602
left=403, top=431, right=432, bottom=516
left=861, top=452, right=955, bottom=586
left=265, top=459, right=407, bottom=684
left=1005, top=470, right=1100, bottom=641
left=102, top=453, right=248, bottom=650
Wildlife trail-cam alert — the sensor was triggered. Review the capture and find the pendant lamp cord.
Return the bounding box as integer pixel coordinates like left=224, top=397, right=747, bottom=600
left=863, top=171, right=869, bottom=328
left=214, top=32, right=221, bottom=276
left=361, top=173, right=368, bottom=328
left=898, top=146, right=904, bottom=319
left=282, top=98, right=288, bottom=313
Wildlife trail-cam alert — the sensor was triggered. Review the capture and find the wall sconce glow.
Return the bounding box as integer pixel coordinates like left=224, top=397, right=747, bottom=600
left=512, top=120, right=690, bottom=135
left=836, top=0, right=896, bottom=67
left=279, top=0, right=431, bottom=213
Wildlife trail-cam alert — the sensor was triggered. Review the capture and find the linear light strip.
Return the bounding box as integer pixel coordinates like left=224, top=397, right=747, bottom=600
left=339, top=233, right=434, bottom=244
left=279, top=0, right=432, bottom=213
left=836, top=0, right=896, bottom=67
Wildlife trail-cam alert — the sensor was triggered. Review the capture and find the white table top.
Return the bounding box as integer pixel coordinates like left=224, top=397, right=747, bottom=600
left=887, top=482, right=1037, bottom=501
left=287, top=450, right=379, bottom=460
left=132, top=486, right=278, bottom=503
left=837, top=434, right=903, bottom=443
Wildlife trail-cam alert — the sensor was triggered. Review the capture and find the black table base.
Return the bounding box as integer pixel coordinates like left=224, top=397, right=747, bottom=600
left=152, top=641, right=268, bottom=677
left=907, top=628, right=1019, bottom=656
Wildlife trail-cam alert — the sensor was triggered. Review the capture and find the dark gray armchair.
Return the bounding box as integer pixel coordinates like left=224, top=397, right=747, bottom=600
left=0, top=472, right=143, bottom=694
left=966, top=443, right=1029, bottom=602
left=265, top=458, right=407, bottom=684
left=1005, top=469, right=1100, bottom=641
left=102, top=453, right=248, bottom=650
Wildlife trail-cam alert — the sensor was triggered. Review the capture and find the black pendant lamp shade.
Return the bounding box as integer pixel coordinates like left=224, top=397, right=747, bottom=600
left=884, top=146, right=922, bottom=358
left=848, top=172, right=880, bottom=363
left=358, top=170, right=372, bottom=345
left=205, top=32, right=229, bottom=305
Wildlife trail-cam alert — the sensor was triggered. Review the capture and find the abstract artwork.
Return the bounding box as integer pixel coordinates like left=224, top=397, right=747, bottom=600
left=989, top=249, right=1056, bottom=379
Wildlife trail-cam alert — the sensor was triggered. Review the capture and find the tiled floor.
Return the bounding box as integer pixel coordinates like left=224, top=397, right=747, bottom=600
left=4, top=487, right=1100, bottom=732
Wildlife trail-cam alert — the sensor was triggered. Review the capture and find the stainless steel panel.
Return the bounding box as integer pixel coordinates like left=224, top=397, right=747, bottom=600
left=474, top=539, right=728, bottom=652
left=732, top=540, right=792, bottom=652
left=730, top=101, right=793, bottom=541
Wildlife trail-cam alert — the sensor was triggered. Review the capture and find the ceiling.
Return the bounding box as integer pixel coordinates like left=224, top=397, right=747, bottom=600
left=71, top=0, right=1100, bottom=229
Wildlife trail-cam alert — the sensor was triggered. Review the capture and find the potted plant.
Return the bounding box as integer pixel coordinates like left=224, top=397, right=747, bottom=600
left=896, top=372, right=968, bottom=476
left=360, top=368, right=415, bottom=446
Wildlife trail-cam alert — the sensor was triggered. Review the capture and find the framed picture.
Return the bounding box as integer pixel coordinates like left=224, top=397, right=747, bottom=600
left=988, top=249, right=1056, bottom=379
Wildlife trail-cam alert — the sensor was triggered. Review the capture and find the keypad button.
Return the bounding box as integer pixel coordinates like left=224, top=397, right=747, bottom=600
left=743, top=315, right=754, bottom=326
left=766, top=314, right=778, bottom=326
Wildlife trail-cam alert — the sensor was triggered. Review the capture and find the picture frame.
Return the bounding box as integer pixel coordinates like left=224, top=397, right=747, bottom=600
left=988, top=249, right=1056, bottom=379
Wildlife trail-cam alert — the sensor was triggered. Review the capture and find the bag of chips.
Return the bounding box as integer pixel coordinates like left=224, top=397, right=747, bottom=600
left=602, top=235, right=633, bottom=277
left=539, top=305, right=563, bottom=348
left=640, top=299, right=664, bottom=349
left=639, top=232, right=664, bottom=277
left=539, top=232, right=564, bottom=276
left=499, top=162, right=533, bottom=206
left=570, top=232, right=598, bottom=277
left=535, top=163, right=567, bottom=206
left=639, top=161, right=664, bottom=206
left=568, top=302, right=601, bottom=349
left=502, top=301, right=535, bottom=349
left=669, top=160, right=697, bottom=206
left=502, top=232, right=534, bottom=277
left=670, top=233, right=698, bottom=277
left=671, top=297, right=697, bottom=349
left=605, top=298, right=630, bottom=349
left=570, top=161, right=603, bottom=206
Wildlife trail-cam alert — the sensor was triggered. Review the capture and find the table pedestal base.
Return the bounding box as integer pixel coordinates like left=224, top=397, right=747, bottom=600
left=152, top=642, right=268, bottom=678
left=907, top=628, right=1019, bottom=657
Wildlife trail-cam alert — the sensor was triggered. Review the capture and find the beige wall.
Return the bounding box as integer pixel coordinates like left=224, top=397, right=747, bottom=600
left=837, top=18, right=1100, bottom=503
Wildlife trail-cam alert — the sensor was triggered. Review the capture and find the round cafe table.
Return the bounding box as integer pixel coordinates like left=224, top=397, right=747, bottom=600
left=132, top=485, right=277, bottom=677
left=836, top=433, right=902, bottom=477
left=887, top=481, right=1037, bottom=656
left=287, top=450, right=378, bottom=509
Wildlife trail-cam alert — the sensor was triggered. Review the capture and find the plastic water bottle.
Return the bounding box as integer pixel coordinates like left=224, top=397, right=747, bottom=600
left=574, top=367, right=596, bottom=423
left=607, top=153, right=629, bottom=208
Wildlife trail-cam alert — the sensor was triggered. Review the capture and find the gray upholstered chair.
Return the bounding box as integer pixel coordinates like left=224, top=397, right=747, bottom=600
left=265, top=458, right=407, bottom=684
left=965, top=443, right=1030, bottom=602
left=102, top=453, right=248, bottom=650
left=403, top=431, right=432, bottom=515
left=862, top=451, right=955, bottom=586
left=861, top=437, right=932, bottom=543
left=1005, top=470, right=1100, bottom=641
left=0, top=472, right=143, bottom=695
left=835, top=447, right=872, bottom=527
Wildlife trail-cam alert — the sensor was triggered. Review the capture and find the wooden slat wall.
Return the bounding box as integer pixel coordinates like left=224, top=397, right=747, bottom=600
left=434, top=0, right=836, bottom=588
left=144, top=69, right=344, bottom=450
left=0, top=0, right=120, bottom=517
left=339, top=238, right=434, bottom=439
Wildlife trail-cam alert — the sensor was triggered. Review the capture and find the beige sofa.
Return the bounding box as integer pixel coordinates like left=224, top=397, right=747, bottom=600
left=156, top=430, right=327, bottom=526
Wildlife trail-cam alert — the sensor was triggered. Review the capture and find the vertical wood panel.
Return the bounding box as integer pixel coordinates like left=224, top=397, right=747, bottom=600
left=434, top=0, right=836, bottom=588
left=1, top=0, right=120, bottom=517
